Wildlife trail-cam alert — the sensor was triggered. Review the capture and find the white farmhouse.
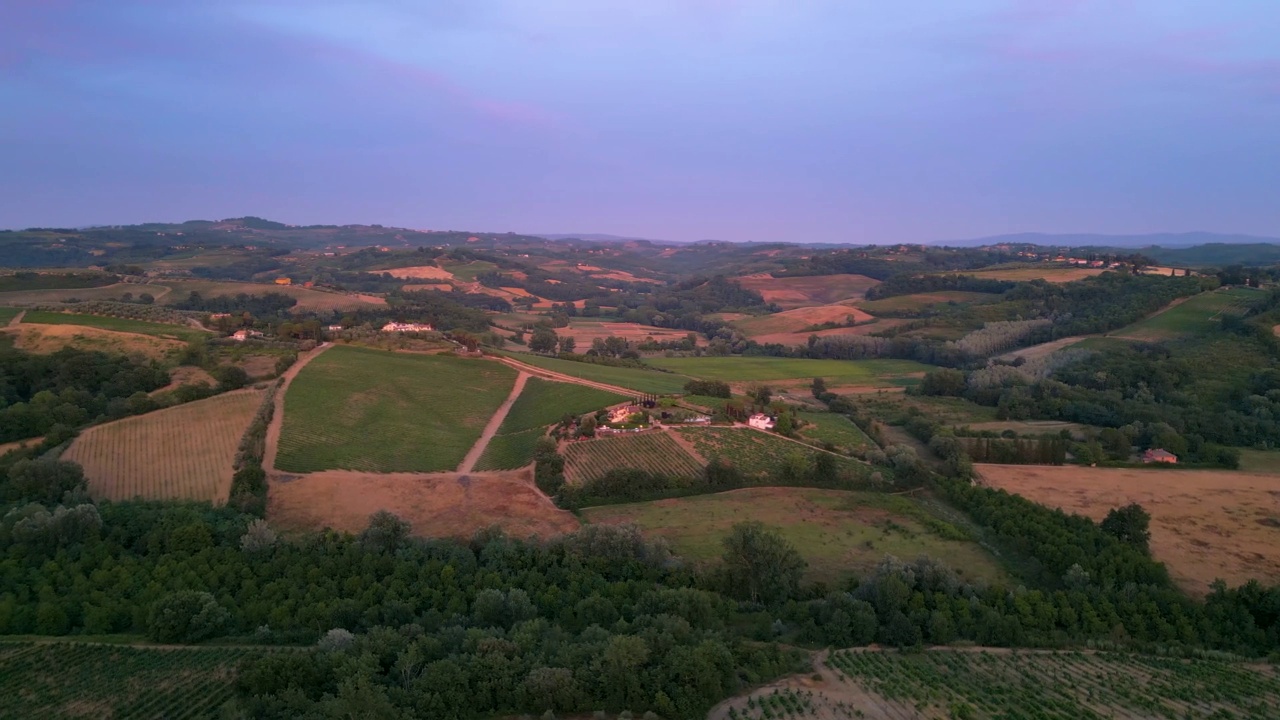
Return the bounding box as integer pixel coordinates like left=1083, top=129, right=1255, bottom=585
left=381, top=322, right=434, bottom=333
left=747, top=413, right=776, bottom=430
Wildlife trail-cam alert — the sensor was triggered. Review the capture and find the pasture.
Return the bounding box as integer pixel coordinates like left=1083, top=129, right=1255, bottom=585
left=276, top=347, right=516, bottom=473
left=0, top=641, right=259, bottom=720
left=268, top=468, right=579, bottom=538
left=584, top=487, right=1006, bottom=584
left=977, top=463, right=1280, bottom=595
left=564, top=431, right=705, bottom=485
left=21, top=310, right=206, bottom=342
left=1110, top=287, right=1263, bottom=341
left=673, top=427, right=871, bottom=479
left=733, top=273, right=880, bottom=308
left=713, top=648, right=1280, bottom=720
left=648, top=356, right=932, bottom=386
left=957, top=266, right=1108, bottom=282
left=64, top=390, right=262, bottom=504
left=504, top=352, right=690, bottom=394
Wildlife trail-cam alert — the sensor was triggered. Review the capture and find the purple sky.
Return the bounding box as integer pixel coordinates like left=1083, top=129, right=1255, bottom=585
left=2, top=1, right=1278, bottom=243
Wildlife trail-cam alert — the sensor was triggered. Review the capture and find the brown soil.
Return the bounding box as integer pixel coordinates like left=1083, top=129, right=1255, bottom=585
left=457, top=372, right=529, bottom=473
left=977, top=464, right=1280, bottom=596
left=733, top=273, right=881, bottom=308
left=0, top=436, right=43, bottom=456
left=150, top=366, right=217, bottom=395
left=382, top=265, right=455, bottom=281
left=11, top=323, right=185, bottom=360
left=267, top=467, right=579, bottom=539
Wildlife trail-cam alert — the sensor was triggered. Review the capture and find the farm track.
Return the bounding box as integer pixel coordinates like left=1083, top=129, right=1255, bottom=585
left=457, top=372, right=529, bottom=473
left=4, top=310, right=23, bottom=328
left=496, top=355, right=640, bottom=396
left=263, top=342, right=333, bottom=473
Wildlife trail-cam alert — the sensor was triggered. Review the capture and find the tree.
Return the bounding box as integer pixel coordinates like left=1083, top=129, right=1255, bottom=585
left=775, top=413, right=793, bottom=436
left=5, top=459, right=86, bottom=505
left=529, top=327, right=559, bottom=354
left=810, top=377, right=827, bottom=398
left=361, top=511, right=411, bottom=553
left=559, top=336, right=576, bottom=354
left=147, top=591, right=230, bottom=643
left=213, top=365, right=250, bottom=390
left=1100, top=503, right=1152, bottom=554
left=240, top=518, right=278, bottom=553
left=720, top=522, right=806, bottom=604
left=746, top=384, right=773, bottom=407
left=920, top=368, right=966, bottom=396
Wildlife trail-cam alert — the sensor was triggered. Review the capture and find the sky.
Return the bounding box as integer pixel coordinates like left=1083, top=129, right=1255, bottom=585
left=1, top=1, right=1278, bottom=243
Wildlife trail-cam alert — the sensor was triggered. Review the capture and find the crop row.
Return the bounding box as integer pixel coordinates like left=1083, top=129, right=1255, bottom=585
left=564, top=431, right=704, bottom=484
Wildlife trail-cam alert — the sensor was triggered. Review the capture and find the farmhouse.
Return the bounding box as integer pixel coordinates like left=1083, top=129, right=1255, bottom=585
left=748, top=413, right=776, bottom=430
left=230, top=329, right=264, bottom=342
left=1142, top=448, right=1178, bottom=464
left=608, top=405, right=641, bottom=425
left=381, top=322, right=434, bottom=333
left=327, top=324, right=343, bottom=332
left=274, top=277, right=292, bottom=285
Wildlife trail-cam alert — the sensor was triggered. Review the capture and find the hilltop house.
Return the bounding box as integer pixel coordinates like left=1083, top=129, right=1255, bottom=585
left=747, top=413, right=776, bottom=430
left=1142, top=448, right=1177, bottom=464
left=381, top=322, right=434, bottom=333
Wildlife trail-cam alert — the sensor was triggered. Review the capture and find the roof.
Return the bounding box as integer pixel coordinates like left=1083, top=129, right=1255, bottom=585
left=1144, top=448, right=1177, bottom=459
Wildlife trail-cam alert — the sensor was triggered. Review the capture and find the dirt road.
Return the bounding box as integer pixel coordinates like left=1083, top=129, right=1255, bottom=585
left=456, top=371, right=529, bottom=473
left=262, top=342, right=332, bottom=473
left=4, top=310, right=24, bottom=328
left=496, top=355, right=638, bottom=397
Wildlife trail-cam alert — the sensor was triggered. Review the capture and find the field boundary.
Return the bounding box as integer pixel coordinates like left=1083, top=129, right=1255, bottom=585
left=263, top=342, right=333, bottom=473
left=457, top=372, right=530, bottom=473
left=497, top=355, right=643, bottom=396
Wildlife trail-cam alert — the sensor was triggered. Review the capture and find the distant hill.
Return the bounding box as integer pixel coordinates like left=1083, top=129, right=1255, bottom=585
left=943, top=232, right=1280, bottom=249
left=532, top=233, right=665, bottom=243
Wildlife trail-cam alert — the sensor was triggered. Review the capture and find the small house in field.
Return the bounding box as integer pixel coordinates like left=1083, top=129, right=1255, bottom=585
left=1142, top=448, right=1177, bottom=464
left=748, top=413, right=776, bottom=430
left=230, top=329, right=264, bottom=342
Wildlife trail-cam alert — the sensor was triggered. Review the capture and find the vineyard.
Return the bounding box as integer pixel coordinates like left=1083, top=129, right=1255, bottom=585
left=504, top=352, right=690, bottom=394
left=64, top=389, right=262, bottom=504
left=796, top=412, right=876, bottom=453
left=721, top=649, right=1280, bottom=720
left=21, top=309, right=206, bottom=341
left=564, top=431, right=704, bottom=484
left=499, top=378, right=627, bottom=434
left=276, top=347, right=517, bottom=473
left=674, top=427, right=869, bottom=480
left=0, top=641, right=261, bottom=719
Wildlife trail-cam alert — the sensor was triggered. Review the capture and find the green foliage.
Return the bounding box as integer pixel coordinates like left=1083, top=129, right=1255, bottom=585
left=720, top=522, right=807, bottom=604
left=1101, top=503, right=1152, bottom=555
left=4, top=459, right=86, bottom=505
left=501, top=379, right=627, bottom=435
left=21, top=309, right=207, bottom=341
left=147, top=590, right=230, bottom=643
left=684, top=379, right=731, bottom=397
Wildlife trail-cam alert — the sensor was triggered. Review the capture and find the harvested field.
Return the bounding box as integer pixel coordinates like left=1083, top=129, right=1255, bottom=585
left=559, top=320, right=704, bottom=347
left=268, top=468, right=578, bottom=539
left=731, top=305, right=875, bottom=338
left=0, top=436, right=42, bottom=457
left=11, top=323, right=185, bottom=360
left=584, top=487, right=1006, bottom=584
left=381, top=265, right=455, bottom=281
left=276, top=347, right=517, bottom=473
left=977, top=463, right=1280, bottom=595
left=64, top=389, right=262, bottom=504
left=0, top=282, right=168, bottom=305
left=564, top=431, right=704, bottom=485
left=958, top=266, right=1107, bottom=282
left=162, top=280, right=384, bottom=312
left=733, top=273, right=880, bottom=308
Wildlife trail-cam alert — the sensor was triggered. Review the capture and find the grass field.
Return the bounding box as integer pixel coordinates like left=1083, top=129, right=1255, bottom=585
left=276, top=347, right=517, bottom=473
left=0, top=641, right=260, bottom=720
left=584, top=487, right=1006, bottom=584
left=64, top=390, right=262, bottom=504
left=443, top=260, right=498, bottom=282
left=674, top=427, right=870, bottom=479
left=160, top=280, right=385, bottom=312
left=854, top=291, right=1001, bottom=315
left=977, top=463, right=1280, bottom=596
left=474, top=378, right=628, bottom=471
left=648, top=357, right=933, bottom=385
left=21, top=310, right=206, bottom=342
left=564, top=431, right=705, bottom=484
left=797, top=412, right=877, bottom=453
left=714, top=649, right=1280, bottom=720
left=0, top=307, right=20, bottom=325
left=1110, top=287, right=1263, bottom=340
left=957, top=266, right=1108, bottom=282
left=13, top=323, right=186, bottom=360
left=504, top=352, right=690, bottom=394
left=733, top=273, right=880, bottom=308
left=474, top=428, right=547, bottom=471
left=1236, top=449, right=1280, bottom=474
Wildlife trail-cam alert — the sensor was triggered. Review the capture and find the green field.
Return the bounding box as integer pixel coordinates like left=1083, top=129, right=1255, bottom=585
left=564, top=431, right=705, bottom=484
left=473, top=378, right=627, bottom=471
left=809, top=649, right=1280, bottom=720
left=647, top=356, right=933, bottom=384
left=444, top=260, right=499, bottom=282
left=1236, top=449, right=1280, bottom=474
left=474, top=427, right=547, bottom=471
left=0, top=307, right=19, bottom=326
left=277, top=347, right=517, bottom=472
left=583, top=487, right=1006, bottom=584
left=854, top=291, right=1001, bottom=315
left=674, top=427, right=871, bottom=480
left=21, top=310, right=207, bottom=341
left=1113, top=287, right=1264, bottom=340
left=796, top=411, right=876, bottom=452
left=503, top=352, right=690, bottom=394
left=0, top=641, right=259, bottom=719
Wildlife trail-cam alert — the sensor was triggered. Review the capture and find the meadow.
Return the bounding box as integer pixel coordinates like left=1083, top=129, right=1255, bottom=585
left=715, top=649, right=1280, bottom=720
left=0, top=307, right=20, bottom=325
left=21, top=310, right=206, bottom=342
left=564, top=431, right=705, bottom=485
left=63, top=390, right=262, bottom=504
left=1110, top=287, right=1263, bottom=340
left=13, top=323, right=186, bottom=361
left=276, top=347, right=517, bottom=473
left=648, top=356, right=933, bottom=385
left=160, top=280, right=385, bottom=312
left=0, top=641, right=260, bottom=720
left=796, top=412, right=876, bottom=453
left=584, top=487, right=1006, bottom=584
left=504, top=352, right=690, bottom=394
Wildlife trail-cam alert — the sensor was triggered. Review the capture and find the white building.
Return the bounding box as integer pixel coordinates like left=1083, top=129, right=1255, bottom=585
left=747, top=413, right=776, bottom=430
left=381, top=322, right=434, bottom=333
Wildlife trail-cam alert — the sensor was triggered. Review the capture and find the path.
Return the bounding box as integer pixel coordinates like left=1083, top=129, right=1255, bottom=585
left=457, top=372, right=529, bottom=473
left=5, top=310, right=24, bottom=328
left=496, top=355, right=639, bottom=397
left=262, top=342, right=333, bottom=473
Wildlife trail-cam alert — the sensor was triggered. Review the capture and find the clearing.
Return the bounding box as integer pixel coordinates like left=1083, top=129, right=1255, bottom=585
left=1109, top=287, right=1263, bottom=341
left=977, top=463, right=1280, bottom=596
left=9, top=323, right=186, bottom=360
left=268, top=468, right=578, bottom=538
left=63, top=389, right=263, bottom=504
left=584, top=487, right=1006, bottom=585
left=733, top=274, right=880, bottom=308
left=276, top=347, right=517, bottom=473
left=711, top=647, right=1280, bottom=720
left=648, top=356, right=932, bottom=387
left=0, top=641, right=259, bottom=720
left=564, top=431, right=705, bottom=485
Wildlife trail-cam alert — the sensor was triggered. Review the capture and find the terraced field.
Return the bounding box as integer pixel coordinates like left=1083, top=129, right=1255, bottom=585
left=564, top=431, right=704, bottom=484
left=63, top=390, right=262, bottom=504
left=0, top=641, right=260, bottom=719
left=276, top=347, right=516, bottom=473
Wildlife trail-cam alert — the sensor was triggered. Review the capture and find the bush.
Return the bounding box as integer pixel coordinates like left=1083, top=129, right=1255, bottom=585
left=147, top=591, right=230, bottom=643
left=684, top=379, right=731, bottom=398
